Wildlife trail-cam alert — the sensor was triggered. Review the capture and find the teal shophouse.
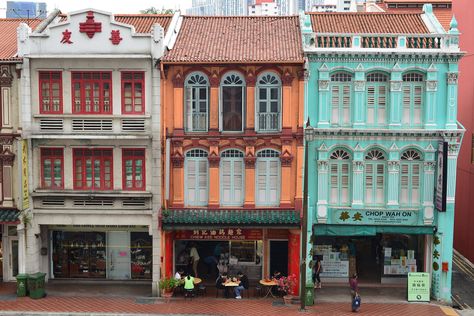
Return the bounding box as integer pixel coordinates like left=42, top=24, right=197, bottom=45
left=301, top=5, right=463, bottom=304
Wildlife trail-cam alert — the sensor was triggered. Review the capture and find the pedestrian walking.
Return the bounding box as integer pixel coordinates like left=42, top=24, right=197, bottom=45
left=313, top=256, right=322, bottom=289
left=349, top=273, right=361, bottom=312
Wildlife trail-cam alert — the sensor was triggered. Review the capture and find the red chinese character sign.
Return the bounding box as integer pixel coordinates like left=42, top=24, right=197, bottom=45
left=61, top=29, right=73, bottom=44
left=109, top=30, right=122, bottom=45
left=79, top=11, right=102, bottom=38
left=175, top=229, right=263, bottom=240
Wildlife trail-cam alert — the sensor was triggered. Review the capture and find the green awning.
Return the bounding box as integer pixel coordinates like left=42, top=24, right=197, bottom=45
left=162, top=209, right=300, bottom=228
left=314, top=224, right=433, bottom=236
left=0, top=209, right=20, bottom=224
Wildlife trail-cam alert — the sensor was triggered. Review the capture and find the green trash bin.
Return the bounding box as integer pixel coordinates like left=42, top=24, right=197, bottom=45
left=16, top=274, right=28, bottom=297
left=27, top=272, right=46, bottom=299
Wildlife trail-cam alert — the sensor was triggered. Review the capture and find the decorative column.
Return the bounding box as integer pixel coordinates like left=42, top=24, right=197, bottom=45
left=244, top=138, right=256, bottom=208
left=164, top=231, right=174, bottom=278
left=282, top=69, right=294, bottom=132
left=295, top=137, right=304, bottom=211
left=209, top=70, right=220, bottom=132
left=171, top=139, right=184, bottom=207
left=387, top=143, right=400, bottom=208
left=389, top=63, right=402, bottom=129
left=351, top=161, right=364, bottom=208
left=246, top=70, right=256, bottom=132
left=0, top=66, right=13, bottom=130
left=172, top=70, right=184, bottom=136
left=353, top=64, right=366, bottom=129
left=424, top=64, right=438, bottom=129
left=208, top=139, right=220, bottom=208
left=288, top=230, right=300, bottom=295
left=317, top=64, right=330, bottom=128
left=422, top=161, right=436, bottom=225
left=316, top=151, right=329, bottom=223
left=432, top=142, right=460, bottom=302
left=280, top=136, right=293, bottom=208
left=445, top=72, right=459, bottom=130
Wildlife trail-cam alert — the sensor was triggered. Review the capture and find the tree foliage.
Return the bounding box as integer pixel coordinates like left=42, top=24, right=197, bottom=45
left=140, top=7, right=175, bottom=14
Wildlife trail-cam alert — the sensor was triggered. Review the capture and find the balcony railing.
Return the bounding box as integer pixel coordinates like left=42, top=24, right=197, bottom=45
left=257, top=112, right=280, bottom=132
left=303, top=33, right=457, bottom=51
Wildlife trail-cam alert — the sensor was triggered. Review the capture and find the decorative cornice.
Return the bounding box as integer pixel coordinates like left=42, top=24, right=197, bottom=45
left=281, top=70, right=295, bottom=86
left=352, top=160, right=364, bottom=171
left=423, top=161, right=436, bottom=172
left=280, top=154, right=293, bottom=167
left=317, top=160, right=328, bottom=171
left=172, top=71, right=184, bottom=87
left=306, top=52, right=463, bottom=64
left=0, top=66, right=13, bottom=87
left=426, top=80, right=438, bottom=91
left=0, top=136, right=15, bottom=145
left=354, top=80, right=365, bottom=92
left=388, top=160, right=400, bottom=172
left=171, top=153, right=184, bottom=168
left=208, top=154, right=220, bottom=167
left=210, top=70, right=220, bottom=87
left=244, top=155, right=256, bottom=168
left=305, top=127, right=464, bottom=140
left=319, top=80, right=329, bottom=91
left=246, top=70, right=256, bottom=87
left=390, top=81, right=402, bottom=92
left=447, top=72, right=458, bottom=85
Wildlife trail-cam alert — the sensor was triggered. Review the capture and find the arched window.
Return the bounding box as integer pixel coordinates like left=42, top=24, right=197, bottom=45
left=184, top=149, right=208, bottom=206
left=185, top=72, right=209, bottom=132
left=330, top=72, right=352, bottom=127
left=329, top=149, right=351, bottom=206
left=256, top=73, right=281, bottom=132
left=402, top=72, right=424, bottom=127
left=365, top=149, right=386, bottom=206
left=366, top=72, right=388, bottom=126
left=400, top=149, right=422, bottom=206
left=256, top=149, right=280, bottom=206
left=220, top=149, right=244, bottom=206
left=221, top=72, right=245, bottom=132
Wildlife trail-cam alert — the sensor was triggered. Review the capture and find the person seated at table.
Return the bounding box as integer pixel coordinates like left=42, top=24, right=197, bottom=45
left=216, top=272, right=229, bottom=298
left=175, top=269, right=184, bottom=280
left=234, top=271, right=249, bottom=299
left=184, top=274, right=195, bottom=297
left=273, top=270, right=282, bottom=280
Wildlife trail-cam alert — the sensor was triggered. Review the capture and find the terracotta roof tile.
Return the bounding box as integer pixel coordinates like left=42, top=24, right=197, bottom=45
left=383, top=0, right=451, bottom=3
left=309, top=12, right=429, bottom=34
left=59, top=14, right=173, bottom=34
left=114, top=14, right=173, bottom=33
left=383, top=5, right=452, bottom=31
left=0, top=18, right=42, bottom=61
left=162, top=16, right=304, bottom=64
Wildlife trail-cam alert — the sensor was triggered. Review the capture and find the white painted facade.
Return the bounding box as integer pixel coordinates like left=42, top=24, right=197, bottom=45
left=17, top=8, right=169, bottom=295
left=249, top=1, right=279, bottom=16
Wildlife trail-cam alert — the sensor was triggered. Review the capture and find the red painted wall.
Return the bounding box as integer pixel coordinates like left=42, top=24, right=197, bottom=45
left=453, top=0, right=474, bottom=263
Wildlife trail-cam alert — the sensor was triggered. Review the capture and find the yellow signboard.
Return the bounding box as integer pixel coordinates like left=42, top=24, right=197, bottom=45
left=21, top=139, right=29, bottom=210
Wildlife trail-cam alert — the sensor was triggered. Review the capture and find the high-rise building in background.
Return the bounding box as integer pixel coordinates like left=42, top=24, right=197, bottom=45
left=187, top=0, right=247, bottom=15
left=306, top=0, right=356, bottom=12
left=249, top=0, right=279, bottom=16
left=6, top=1, right=47, bottom=18
left=277, top=0, right=297, bottom=15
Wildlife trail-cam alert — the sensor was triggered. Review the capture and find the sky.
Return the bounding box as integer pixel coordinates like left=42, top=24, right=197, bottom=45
left=0, top=0, right=192, bottom=17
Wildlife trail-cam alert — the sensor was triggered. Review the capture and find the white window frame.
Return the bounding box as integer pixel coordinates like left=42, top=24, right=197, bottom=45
left=255, top=149, right=281, bottom=206
left=364, top=149, right=386, bottom=206
left=184, top=72, right=209, bottom=132
left=220, top=72, right=246, bottom=133
left=366, top=72, right=388, bottom=127
left=255, top=72, right=281, bottom=133
left=400, top=149, right=422, bottom=207
left=402, top=72, right=424, bottom=128
left=328, top=149, right=351, bottom=206
left=220, top=149, right=245, bottom=206
left=184, top=149, right=209, bottom=206
left=330, top=72, right=352, bottom=127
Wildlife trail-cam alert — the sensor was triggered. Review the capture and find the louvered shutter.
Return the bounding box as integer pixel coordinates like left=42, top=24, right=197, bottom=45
left=197, top=160, right=208, bottom=203
left=367, top=85, right=376, bottom=125
left=187, top=159, right=197, bottom=203
left=402, top=85, right=411, bottom=125
left=378, top=85, right=387, bottom=125
left=341, top=162, right=349, bottom=204
left=413, top=84, right=422, bottom=125
left=221, top=160, right=231, bottom=203
left=400, top=164, right=409, bottom=205
left=257, top=160, right=267, bottom=202
left=330, top=163, right=338, bottom=204
left=331, top=85, right=339, bottom=125
left=233, top=160, right=243, bottom=203
left=268, top=160, right=279, bottom=203
left=365, top=164, right=373, bottom=203
left=376, top=163, right=385, bottom=204
left=342, top=85, right=351, bottom=125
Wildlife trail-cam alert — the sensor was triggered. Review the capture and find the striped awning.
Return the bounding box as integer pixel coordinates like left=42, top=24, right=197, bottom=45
left=0, top=209, right=20, bottom=224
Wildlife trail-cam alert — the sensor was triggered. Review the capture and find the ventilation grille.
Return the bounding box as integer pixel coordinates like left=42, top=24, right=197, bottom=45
left=122, top=198, right=146, bottom=207
left=41, top=197, right=65, bottom=207
left=73, top=199, right=114, bottom=207
left=72, top=119, right=113, bottom=132
left=39, top=119, right=64, bottom=131
left=121, top=119, right=146, bottom=132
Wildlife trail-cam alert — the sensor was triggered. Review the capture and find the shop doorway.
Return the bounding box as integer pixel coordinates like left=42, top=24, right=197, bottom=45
left=107, top=231, right=131, bottom=280
left=269, top=240, right=288, bottom=276
left=6, top=238, right=18, bottom=281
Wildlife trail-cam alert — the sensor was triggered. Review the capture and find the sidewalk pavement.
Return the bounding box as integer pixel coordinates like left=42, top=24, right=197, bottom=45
left=0, top=295, right=461, bottom=316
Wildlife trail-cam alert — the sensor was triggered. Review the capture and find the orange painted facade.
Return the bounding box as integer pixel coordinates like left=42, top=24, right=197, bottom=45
left=160, top=63, right=304, bottom=290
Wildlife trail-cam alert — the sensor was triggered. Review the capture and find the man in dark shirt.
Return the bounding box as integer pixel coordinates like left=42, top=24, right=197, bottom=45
left=234, top=271, right=249, bottom=299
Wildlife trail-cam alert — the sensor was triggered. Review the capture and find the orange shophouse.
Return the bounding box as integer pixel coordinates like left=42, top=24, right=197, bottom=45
left=159, top=15, right=305, bottom=292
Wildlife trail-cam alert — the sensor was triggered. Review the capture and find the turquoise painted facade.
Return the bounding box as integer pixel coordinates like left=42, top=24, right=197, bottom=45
left=302, top=6, right=464, bottom=304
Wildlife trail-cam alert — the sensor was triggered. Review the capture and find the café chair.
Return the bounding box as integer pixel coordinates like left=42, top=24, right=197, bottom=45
left=254, top=285, right=262, bottom=297
left=198, top=284, right=207, bottom=296
left=184, top=288, right=195, bottom=300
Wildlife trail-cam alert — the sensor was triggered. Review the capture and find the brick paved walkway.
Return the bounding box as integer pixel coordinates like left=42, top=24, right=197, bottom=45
left=0, top=296, right=458, bottom=315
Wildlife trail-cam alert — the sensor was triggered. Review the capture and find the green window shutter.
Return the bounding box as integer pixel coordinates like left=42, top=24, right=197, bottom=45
left=367, top=83, right=387, bottom=126
left=402, top=81, right=424, bottom=127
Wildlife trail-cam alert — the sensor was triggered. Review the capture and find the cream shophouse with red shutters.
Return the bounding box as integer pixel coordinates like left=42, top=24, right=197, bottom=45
left=17, top=9, right=174, bottom=294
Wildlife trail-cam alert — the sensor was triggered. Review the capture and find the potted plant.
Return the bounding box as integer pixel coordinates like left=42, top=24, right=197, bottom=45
left=277, top=274, right=297, bottom=305
left=159, top=277, right=179, bottom=300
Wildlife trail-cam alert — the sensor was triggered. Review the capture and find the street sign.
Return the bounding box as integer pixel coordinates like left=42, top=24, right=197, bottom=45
left=408, top=272, right=430, bottom=302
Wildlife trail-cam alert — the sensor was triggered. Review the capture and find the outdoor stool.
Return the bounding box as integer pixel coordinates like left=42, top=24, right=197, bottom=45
left=184, top=289, right=195, bottom=300
left=198, top=285, right=207, bottom=296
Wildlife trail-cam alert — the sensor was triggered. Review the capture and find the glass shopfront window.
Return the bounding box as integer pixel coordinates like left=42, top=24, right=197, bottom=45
left=52, top=230, right=152, bottom=280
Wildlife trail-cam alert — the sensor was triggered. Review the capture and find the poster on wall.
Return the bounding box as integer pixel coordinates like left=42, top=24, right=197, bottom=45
left=320, top=260, right=349, bottom=278
left=435, top=141, right=448, bottom=212
left=408, top=272, right=430, bottom=302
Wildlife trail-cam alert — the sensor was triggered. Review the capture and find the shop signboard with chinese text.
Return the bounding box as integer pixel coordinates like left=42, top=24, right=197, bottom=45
left=332, top=209, right=419, bottom=225
left=21, top=139, right=29, bottom=210
left=435, top=141, right=447, bottom=212
left=175, top=228, right=262, bottom=240
left=408, top=272, right=430, bottom=302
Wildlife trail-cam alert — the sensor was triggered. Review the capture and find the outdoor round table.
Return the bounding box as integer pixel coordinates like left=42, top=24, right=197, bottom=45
left=259, top=280, right=279, bottom=299
left=223, top=281, right=240, bottom=298
left=194, top=277, right=202, bottom=285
